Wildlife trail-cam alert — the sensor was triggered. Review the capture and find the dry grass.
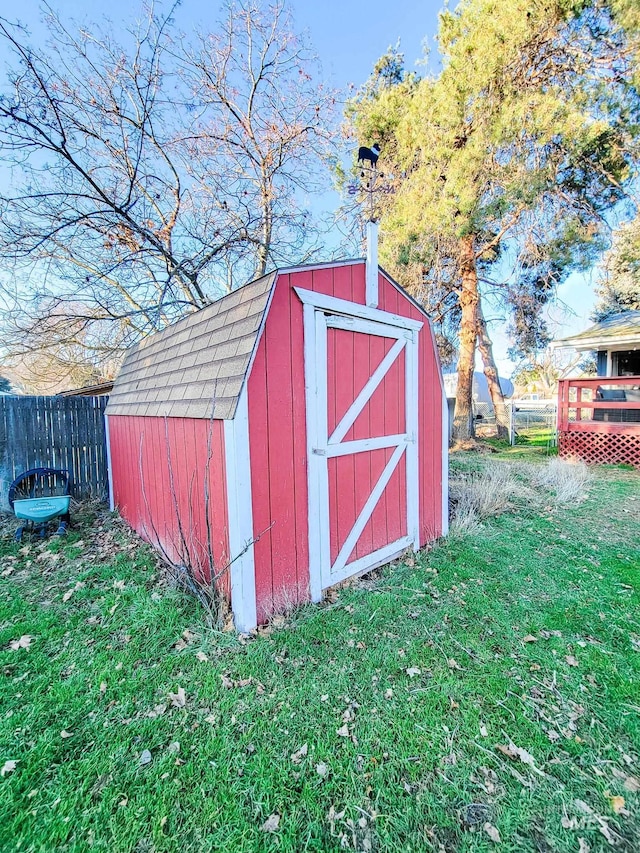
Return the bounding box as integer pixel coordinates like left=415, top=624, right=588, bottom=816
left=449, top=457, right=593, bottom=533
left=449, top=462, right=528, bottom=534
left=533, top=457, right=592, bottom=504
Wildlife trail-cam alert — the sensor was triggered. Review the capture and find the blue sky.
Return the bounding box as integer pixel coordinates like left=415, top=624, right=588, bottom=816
left=8, top=0, right=598, bottom=376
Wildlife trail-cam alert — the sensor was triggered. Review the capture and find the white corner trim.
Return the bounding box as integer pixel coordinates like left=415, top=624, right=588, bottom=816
left=441, top=384, right=449, bottom=537
left=294, top=287, right=423, bottom=331
left=104, top=413, right=115, bottom=512
left=366, top=221, right=379, bottom=308
left=406, top=330, right=420, bottom=550
left=224, top=390, right=257, bottom=632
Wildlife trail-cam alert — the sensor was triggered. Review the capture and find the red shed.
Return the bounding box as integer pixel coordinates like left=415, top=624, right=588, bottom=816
left=105, top=256, right=448, bottom=631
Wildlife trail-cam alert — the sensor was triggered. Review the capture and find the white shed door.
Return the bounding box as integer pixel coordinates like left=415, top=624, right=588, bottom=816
left=302, top=298, right=420, bottom=599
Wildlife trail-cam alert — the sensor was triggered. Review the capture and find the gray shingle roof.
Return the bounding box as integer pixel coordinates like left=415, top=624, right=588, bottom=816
left=105, top=272, right=276, bottom=421
left=554, top=310, right=640, bottom=351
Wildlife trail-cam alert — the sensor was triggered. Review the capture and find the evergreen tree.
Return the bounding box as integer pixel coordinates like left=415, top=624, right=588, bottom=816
left=347, top=0, right=640, bottom=440
left=593, top=216, right=640, bottom=319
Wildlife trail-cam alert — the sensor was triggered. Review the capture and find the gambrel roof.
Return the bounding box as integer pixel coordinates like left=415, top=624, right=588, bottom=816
left=106, top=272, right=276, bottom=421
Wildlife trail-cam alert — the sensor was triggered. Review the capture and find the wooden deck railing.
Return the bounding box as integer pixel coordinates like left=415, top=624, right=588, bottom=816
left=557, top=376, right=640, bottom=433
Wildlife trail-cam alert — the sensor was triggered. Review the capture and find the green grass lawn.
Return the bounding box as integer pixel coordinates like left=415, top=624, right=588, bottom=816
left=1, top=455, right=639, bottom=852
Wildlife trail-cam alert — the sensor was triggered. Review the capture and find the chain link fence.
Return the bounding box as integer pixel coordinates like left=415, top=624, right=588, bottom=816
left=473, top=401, right=557, bottom=447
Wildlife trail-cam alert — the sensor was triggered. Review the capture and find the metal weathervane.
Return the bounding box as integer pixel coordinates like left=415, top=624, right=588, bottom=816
left=348, top=143, right=395, bottom=222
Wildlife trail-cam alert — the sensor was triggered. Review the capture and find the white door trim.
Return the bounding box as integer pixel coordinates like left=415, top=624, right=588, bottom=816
left=324, top=433, right=407, bottom=458
left=331, top=441, right=406, bottom=578
left=406, top=329, right=420, bottom=549
left=329, top=336, right=406, bottom=445
left=294, top=286, right=423, bottom=332
left=303, top=299, right=420, bottom=594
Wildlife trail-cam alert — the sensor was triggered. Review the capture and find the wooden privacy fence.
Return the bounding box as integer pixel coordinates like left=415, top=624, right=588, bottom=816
left=0, top=395, right=109, bottom=509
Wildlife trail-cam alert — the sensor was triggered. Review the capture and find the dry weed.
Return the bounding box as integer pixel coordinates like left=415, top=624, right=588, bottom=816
left=449, top=463, right=526, bottom=534
left=533, top=457, right=592, bottom=504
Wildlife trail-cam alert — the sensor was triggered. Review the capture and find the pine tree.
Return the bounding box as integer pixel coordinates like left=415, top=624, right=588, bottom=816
left=593, top=216, right=640, bottom=320
left=347, top=0, right=640, bottom=440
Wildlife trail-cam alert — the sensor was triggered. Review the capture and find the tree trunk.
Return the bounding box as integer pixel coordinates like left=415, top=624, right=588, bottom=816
left=476, top=300, right=509, bottom=439
left=452, top=234, right=479, bottom=442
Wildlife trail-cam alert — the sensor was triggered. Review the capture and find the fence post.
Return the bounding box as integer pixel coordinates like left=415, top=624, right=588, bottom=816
left=509, top=401, right=515, bottom=446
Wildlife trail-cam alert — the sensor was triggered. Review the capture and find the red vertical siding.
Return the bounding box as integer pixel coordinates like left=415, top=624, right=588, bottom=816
left=377, top=272, right=445, bottom=544
left=246, top=262, right=445, bottom=622
left=108, top=415, right=230, bottom=591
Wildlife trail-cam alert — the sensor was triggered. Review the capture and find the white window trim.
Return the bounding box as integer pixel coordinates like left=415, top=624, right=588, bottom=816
left=224, top=389, right=257, bottom=632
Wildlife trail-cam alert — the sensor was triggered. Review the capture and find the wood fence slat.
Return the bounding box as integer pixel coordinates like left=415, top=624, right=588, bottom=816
left=0, top=395, right=109, bottom=508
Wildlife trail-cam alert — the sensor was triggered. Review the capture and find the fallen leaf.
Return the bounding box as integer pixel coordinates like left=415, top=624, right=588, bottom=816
left=447, top=658, right=462, bottom=671
left=169, top=687, right=186, bottom=708
left=139, top=749, right=152, bottom=766
left=605, top=791, right=626, bottom=814
left=480, top=724, right=488, bottom=737
left=316, top=762, right=329, bottom=777
left=113, top=579, right=126, bottom=591
left=60, top=730, right=73, bottom=739
left=522, top=635, right=537, bottom=643
left=405, top=667, right=421, bottom=678
left=290, top=743, right=308, bottom=765
left=62, top=582, right=84, bottom=602
left=167, top=741, right=180, bottom=754
left=578, top=839, right=590, bottom=853
left=99, top=681, right=107, bottom=694
left=336, top=724, right=350, bottom=738
left=195, top=651, right=208, bottom=662
left=260, top=813, right=280, bottom=832
left=160, top=816, right=167, bottom=828
left=496, top=743, right=540, bottom=772
left=1, top=760, right=18, bottom=777
left=9, top=635, right=33, bottom=651
left=384, top=689, right=393, bottom=699
left=220, top=674, right=234, bottom=689
left=483, top=822, right=501, bottom=843
left=623, top=775, right=640, bottom=793
left=565, top=655, right=579, bottom=667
